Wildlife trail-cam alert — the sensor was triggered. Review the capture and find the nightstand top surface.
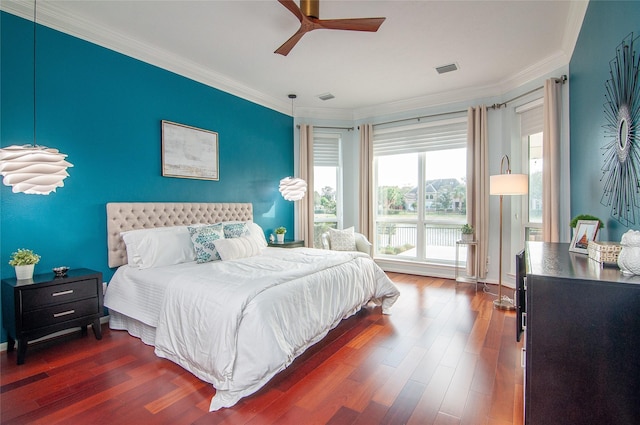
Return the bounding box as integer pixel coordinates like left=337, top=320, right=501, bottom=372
left=2, top=268, right=101, bottom=288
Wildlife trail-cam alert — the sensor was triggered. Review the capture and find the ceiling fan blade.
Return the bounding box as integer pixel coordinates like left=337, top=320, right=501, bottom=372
left=278, top=0, right=304, bottom=22
left=274, top=27, right=309, bottom=56
left=315, top=17, right=386, bottom=32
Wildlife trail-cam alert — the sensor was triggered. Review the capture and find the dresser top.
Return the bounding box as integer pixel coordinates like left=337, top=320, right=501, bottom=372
left=526, top=242, right=640, bottom=285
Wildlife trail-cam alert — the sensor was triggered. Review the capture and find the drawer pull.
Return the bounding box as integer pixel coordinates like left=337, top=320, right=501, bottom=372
left=521, top=347, right=526, bottom=368
left=53, top=309, right=75, bottom=318
left=522, top=312, right=527, bottom=330
left=52, top=290, right=74, bottom=297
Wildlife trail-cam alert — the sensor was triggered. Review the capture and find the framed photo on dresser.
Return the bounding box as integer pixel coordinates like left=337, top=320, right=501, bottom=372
left=569, top=220, right=599, bottom=254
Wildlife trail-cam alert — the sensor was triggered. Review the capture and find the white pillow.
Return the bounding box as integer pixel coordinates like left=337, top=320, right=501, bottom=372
left=121, top=226, right=195, bottom=269
left=214, top=236, right=263, bottom=261
left=329, top=227, right=357, bottom=251
left=247, top=222, right=268, bottom=248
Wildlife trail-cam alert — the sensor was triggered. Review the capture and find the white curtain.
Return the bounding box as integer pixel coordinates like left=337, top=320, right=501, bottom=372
left=299, top=124, right=314, bottom=247
left=359, top=124, right=374, bottom=242
left=543, top=79, right=562, bottom=242
left=467, top=106, right=489, bottom=279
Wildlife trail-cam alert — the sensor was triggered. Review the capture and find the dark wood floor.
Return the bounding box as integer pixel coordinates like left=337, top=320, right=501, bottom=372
left=1, top=273, right=524, bottom=425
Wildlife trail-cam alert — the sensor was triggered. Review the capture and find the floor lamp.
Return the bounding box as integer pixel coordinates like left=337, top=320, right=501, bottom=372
left=490, top=155, right=528, bottom=310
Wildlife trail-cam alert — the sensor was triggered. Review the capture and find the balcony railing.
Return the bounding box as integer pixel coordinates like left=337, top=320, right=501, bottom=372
left=375, top=222, right=466, bottom=263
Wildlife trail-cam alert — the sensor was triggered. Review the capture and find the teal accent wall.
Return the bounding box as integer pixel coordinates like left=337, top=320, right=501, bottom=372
left=0, top=12, right=294, bottom=343
left=570, top=0, right=640, bottom=241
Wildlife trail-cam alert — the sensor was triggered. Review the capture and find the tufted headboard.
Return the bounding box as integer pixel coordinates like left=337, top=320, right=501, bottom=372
left=106, top=202, right=253, bottom=268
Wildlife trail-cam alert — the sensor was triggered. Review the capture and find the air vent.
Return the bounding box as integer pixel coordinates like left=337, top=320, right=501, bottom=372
left=436, top=63, right=459, bottom=74
left=317, top=93, right=335, bottom=101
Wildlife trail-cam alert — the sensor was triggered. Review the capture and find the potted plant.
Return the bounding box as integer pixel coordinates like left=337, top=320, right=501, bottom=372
left=570, top=214, right=604, bottom=229
left=275, top=226, right=287, bottom=242
left=461, top=224, right=474, bottom=242
left=8, top=248, right=40, bottom=280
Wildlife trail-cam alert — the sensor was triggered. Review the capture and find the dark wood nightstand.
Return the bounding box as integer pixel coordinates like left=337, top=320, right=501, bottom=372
left=1, top=268, right=103, bottom=365
left=268, top=239, right=305, bottom=248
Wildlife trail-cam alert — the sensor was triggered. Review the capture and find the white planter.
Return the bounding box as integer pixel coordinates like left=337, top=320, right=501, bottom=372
left=15, top=264, right=35, bottom=280
left=461, top=233, right=474, bottom=242
left=276, top=233, right=285, bottom=242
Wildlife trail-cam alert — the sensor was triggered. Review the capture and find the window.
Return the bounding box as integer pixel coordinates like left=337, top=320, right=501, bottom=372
left=313, top=132, right=341, bottom=247
left=373, top=116, right=467, bottom=264
left=517, top=99, right=543, bottom=241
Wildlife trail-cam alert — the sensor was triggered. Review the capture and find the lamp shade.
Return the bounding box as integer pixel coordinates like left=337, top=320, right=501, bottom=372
left=279, top=177, right=307, bottom=201
left=0, top=145, right=73, bottom=195
left=490, top=173, right=528, bottom=196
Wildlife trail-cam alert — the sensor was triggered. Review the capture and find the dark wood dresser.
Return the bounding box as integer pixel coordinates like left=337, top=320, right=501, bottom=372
left=519, top=242, right=640, bottom=425
left=2, top=268, right=103, bottom=364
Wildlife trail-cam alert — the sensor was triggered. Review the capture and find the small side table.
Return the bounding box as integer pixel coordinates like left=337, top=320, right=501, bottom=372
left=455, top=240, right=479, bottom=291
left=1, top=268, right=103, bottom=364
left=268, top=239, right=305, bottom=248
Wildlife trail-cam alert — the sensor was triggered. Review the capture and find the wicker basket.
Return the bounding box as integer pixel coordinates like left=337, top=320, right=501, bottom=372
left=587, top=241, right=622, bottom=265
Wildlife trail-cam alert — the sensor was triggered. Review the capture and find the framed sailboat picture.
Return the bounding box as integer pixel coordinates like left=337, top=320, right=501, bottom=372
left=569, top=220, right=600, bottom=254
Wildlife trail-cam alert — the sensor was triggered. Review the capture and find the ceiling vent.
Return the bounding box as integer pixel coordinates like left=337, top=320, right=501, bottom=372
left=317, top=93, right=335, bottom=101
left=436, top=63, right=459, bottom=74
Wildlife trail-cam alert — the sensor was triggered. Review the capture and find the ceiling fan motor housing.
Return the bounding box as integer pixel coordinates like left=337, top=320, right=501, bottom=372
left=301, top=0, right=319, bottom=18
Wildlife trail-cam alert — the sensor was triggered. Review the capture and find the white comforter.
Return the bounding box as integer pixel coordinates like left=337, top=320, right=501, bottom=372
left=106, top=247, right=399, bottom=410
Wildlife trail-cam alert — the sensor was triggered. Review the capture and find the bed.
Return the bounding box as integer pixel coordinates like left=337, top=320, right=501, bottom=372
left=103, top=202, right=400, bottom=410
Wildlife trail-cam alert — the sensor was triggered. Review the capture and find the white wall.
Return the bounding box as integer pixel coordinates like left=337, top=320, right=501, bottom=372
left=296, top=65, right=571, bottom=288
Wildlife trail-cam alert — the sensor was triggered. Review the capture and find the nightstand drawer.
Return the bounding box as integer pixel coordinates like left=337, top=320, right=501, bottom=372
left=22, top=298, right=99, bottom=329
left=21, top=279, right=98, bottom=311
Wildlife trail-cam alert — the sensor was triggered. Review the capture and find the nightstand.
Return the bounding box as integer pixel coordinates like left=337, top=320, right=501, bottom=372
left=268, top=239, right=305, bottom=248
left=1, top=268, right=103, bottom=365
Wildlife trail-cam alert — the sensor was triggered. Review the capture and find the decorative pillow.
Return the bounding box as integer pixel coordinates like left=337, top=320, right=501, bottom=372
left=188, top=223, right=225, bottom=263
left=121, top=226, right=195, bottom=269
left=329, top=227, right=357, bottom=251
left=214, top=236, right=263, bottom=261
left=223, top=222, right=250, bottom=239
left=247, top=222, right=268, bottom=248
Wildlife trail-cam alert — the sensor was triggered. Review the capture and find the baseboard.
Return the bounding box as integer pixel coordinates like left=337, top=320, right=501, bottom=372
left=0, top=315, right=110, bottom=353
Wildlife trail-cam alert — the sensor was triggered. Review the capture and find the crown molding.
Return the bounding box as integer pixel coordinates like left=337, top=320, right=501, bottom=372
left=1, top=0, right=586, bottom=121
left=0, top=0, right=292, bottom=116
left=562, top=0, right=589, bottom=58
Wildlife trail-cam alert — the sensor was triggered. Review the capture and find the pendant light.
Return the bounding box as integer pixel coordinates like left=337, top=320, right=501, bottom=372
left=0, top=0, right=73, bottom=195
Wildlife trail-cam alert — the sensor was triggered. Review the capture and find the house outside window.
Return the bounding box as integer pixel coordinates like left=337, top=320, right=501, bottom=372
left=373, top=115, right=468, bottom=264
left=313, top=132, right=342, bottom=247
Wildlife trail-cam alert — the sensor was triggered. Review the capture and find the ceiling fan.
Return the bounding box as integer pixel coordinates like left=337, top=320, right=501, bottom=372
left=275, top=0, right=386, bottom=56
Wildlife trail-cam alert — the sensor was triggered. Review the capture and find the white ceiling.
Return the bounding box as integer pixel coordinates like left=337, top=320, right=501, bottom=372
left=2, top=0, right=588, bottom=119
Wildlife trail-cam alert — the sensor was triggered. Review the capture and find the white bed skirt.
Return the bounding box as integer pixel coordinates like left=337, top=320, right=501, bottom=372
left=108, top=311, right=158, bottom=347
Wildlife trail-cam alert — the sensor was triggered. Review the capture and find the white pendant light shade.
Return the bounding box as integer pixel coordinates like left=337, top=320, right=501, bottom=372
left=279, top=177, right=307, bottom=201
left=0, top=145, right=73, bottom=195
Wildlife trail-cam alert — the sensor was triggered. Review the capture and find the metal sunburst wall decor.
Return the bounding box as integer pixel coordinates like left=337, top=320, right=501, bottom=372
left=601, top=32, right=640, bottom=227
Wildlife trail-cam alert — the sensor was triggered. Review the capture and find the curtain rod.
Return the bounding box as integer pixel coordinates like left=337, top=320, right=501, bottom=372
left=296, top=125, right=354, bottom=131
left=372, top=109, right=467, bottom=128
left=488, top=74, right=567, bottom=110
left=308, top=75, right=568, bottom=130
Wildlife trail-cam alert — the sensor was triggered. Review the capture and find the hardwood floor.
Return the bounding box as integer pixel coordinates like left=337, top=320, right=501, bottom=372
left=0, top=273, right=524, bottom=425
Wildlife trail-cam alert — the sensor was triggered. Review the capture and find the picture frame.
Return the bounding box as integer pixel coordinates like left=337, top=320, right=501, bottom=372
left=161, top=120, right=219, bottom=181
left=569, top=220, right=600, bottom=254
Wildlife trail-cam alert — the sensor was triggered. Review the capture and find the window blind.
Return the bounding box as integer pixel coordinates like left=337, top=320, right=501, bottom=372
left=517, top=98, right=543, bottom=136
left=373, top=116, right=467, bottom=156
left=314, top=133, right=340, bottom=167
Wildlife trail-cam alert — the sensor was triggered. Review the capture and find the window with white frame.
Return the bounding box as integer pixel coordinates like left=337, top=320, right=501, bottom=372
left=373, top=115, right=468, bottom=264
left=313, top=132, right=342, bottom=247
left=516, top=99, right=544, bottom=242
